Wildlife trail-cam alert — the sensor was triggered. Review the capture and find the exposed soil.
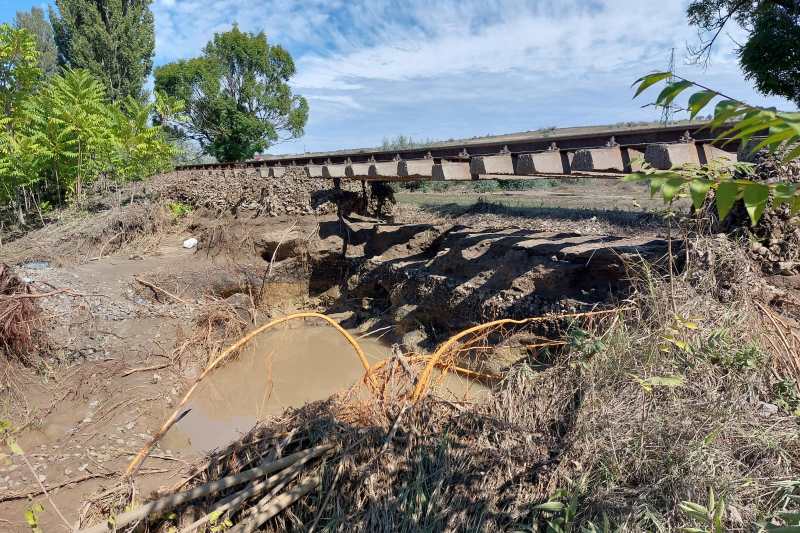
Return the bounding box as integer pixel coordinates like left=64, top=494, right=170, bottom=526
left=1, top=171, right=798, bottom=531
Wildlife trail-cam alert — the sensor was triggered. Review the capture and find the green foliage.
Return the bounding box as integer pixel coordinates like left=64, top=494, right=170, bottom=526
left=14, top=7, right=57, bottom=77
left=0, top=24, right=41, bottom=120
left=154, top=25, right=308, bottom=162
left=1, top=66, right=178, bottom=213
left=167, top=201, right=191, bottom=219
left=773, top=379, right=800, bottom=416
left=49, top=0, right=155, bottom=101
left=381, top=135, right=438, bottom=150
left=24, top=502, right=44, bottom=533
left=687, top=0, right=800, bottom=105
left=679, top=487, right=727, bottom=533
left=626, top=73, right=800, bottom=225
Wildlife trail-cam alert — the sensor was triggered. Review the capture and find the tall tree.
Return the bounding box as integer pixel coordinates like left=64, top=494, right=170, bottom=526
left=49, top=0, right=155, bottom=101
left=687, top=0, right=800, bottom=105
left=14, top=7, right=58, bottom=77
left=154, top=26, right=309, bottom=162
left=0, top=24, right=41, bottom=122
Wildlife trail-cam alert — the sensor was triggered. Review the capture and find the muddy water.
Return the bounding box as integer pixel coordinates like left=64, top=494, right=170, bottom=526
left=162, top=326, right=488, bottom=453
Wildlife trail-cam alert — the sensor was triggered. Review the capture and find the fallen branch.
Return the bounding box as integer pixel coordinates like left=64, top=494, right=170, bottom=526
left=179, top=449, right=317, bottom=533
left=134, top=276, right=188, bottom=304
left=77, top=444, right=332, bottom=533
left=120, top=362, right=171, bottom=377
left=230, top=474, right=322, bottom=533
left=0, top=287, right=84, bottom=300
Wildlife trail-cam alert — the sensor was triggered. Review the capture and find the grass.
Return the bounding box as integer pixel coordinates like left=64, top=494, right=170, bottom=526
left=89, top=232, right=800, bottom=532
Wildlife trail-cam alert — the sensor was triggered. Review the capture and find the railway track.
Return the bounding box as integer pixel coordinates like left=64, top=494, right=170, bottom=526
left=176, top=121, right=742, bottom=182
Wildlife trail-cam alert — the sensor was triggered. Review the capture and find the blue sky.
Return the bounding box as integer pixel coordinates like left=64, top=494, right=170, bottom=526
left=2, top=0, right=796, bottom=154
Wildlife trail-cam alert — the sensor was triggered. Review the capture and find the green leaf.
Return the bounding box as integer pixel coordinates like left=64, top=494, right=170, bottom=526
left=655, top=80, right=694, bottom=107
left=647, top=375, right=685, bottom=387
left=7, top=437, right=23, bottom=455
left=743, top=183, right=769, bottom=225
left=649, top=176, right=666, bottom=198
left=623, top=171, right=649, bottom=182
left=748, top=127, right=797, bottom=153
left=689, top=179, right=712, bottom=210
left=632, top=72, right=672, bottom=98
left=688, top=90, right=717, bottom=119
left=662, top=177, right=685, bottom=203
left=783, top=143, right=800, bottom=162
left=715, top=181, right=738, bottom=221
left=534, top=501, right=565, bottom=512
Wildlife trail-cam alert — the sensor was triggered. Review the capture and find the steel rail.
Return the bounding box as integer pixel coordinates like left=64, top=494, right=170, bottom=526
left=175, top=121, right=743, bottom=172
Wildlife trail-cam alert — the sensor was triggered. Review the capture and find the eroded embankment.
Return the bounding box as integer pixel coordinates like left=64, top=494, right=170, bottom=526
left=2, top=166, right=799, bottom=532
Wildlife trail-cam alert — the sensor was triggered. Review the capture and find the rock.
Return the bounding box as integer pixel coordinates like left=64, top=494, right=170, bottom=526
left=757, top=401, right=779, bottom=418
left=182, top=237, right=198, bottom=249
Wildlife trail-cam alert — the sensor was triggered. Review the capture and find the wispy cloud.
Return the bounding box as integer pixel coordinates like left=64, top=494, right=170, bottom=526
left=150, top=0, right=795, bottom=153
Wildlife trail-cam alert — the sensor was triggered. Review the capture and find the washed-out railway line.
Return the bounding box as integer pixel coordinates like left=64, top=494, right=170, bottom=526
left=176, top=122, right=742, bottom=182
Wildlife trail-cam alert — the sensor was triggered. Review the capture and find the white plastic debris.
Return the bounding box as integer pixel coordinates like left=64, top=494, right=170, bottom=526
left=182, top=237, right=198, bottom=249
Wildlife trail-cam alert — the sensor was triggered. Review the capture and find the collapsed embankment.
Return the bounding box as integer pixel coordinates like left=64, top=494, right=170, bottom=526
left=1, top=165, right=799, bottom=532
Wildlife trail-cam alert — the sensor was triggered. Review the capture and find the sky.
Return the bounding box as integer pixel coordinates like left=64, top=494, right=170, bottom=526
left=2, top=0, right=796, bottom=155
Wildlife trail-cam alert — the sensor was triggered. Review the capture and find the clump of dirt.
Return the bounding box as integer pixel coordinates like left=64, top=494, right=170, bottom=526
left=0, top=263, right=45, bottom=363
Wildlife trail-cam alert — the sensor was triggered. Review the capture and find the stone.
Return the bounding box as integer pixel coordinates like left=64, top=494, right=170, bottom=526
left=268, top=166, right=287, bottom=178
left=433, top=161, right=471, bottom=180
left=515, top=152, right=564, bottom=175
left=305, top=165, right=324, bottom=178
left=369, top=161, right=400, bottom=178
left=702, top=144, right=737, bottom=164
left=346, top=163, right=371, bottom=178
left=757, top=401, right=779, bottom=418
left=571, top=147, right=625, bottom=172
left=470, top=154, right=514, bottom=175
left=644, top=143, right=700, bottom=169
left=322, top=164, right=347, bottom=179
left=398, top=159, right=434, bottom=179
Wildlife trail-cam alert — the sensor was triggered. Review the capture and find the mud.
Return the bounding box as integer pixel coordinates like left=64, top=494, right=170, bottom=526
left=0, top=175, right=676, bottom=530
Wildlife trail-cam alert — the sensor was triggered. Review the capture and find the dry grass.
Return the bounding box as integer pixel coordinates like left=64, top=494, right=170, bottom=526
left=0, top=202, right=179, bottom=266
left=76, top=234, right=799, bottom=532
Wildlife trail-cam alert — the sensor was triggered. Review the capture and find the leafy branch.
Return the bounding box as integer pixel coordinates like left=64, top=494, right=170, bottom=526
left=628, top=72, right=800, bottom=225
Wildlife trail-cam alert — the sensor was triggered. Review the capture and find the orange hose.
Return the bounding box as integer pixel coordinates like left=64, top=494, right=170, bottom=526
left=411, top=308, right=624, bottom=401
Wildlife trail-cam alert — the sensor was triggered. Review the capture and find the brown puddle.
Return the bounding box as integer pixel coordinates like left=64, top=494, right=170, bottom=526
left=162, top=326, right=488, bottom=453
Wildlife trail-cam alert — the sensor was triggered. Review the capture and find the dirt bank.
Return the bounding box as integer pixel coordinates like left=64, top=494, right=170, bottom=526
left=1, top=169, right=798, bottom=531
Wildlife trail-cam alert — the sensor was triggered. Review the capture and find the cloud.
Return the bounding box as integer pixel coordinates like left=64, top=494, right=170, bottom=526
left=150, top=0, right=796, bottom=153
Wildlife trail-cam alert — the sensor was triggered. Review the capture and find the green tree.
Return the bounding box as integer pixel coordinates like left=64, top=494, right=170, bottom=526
left=0, top=24, right=41, bottom=122
left=14, top=7, right=58, bottom=77
left=687, top=0, right=800, bottom=105
left=49, top=0, right=155, bottom=101
left=154, top=26, right=308, bottom=162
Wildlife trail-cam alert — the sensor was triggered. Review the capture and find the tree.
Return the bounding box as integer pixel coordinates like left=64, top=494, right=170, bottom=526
left=154, top=26, right=309, bottom=162
left=687, top=0, right=800, bottom=105
left=0, top=24, right=41, bottom=122
left=14, top=7, right=58, bottom=77
left=49, top=0, right=155, bottom=101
